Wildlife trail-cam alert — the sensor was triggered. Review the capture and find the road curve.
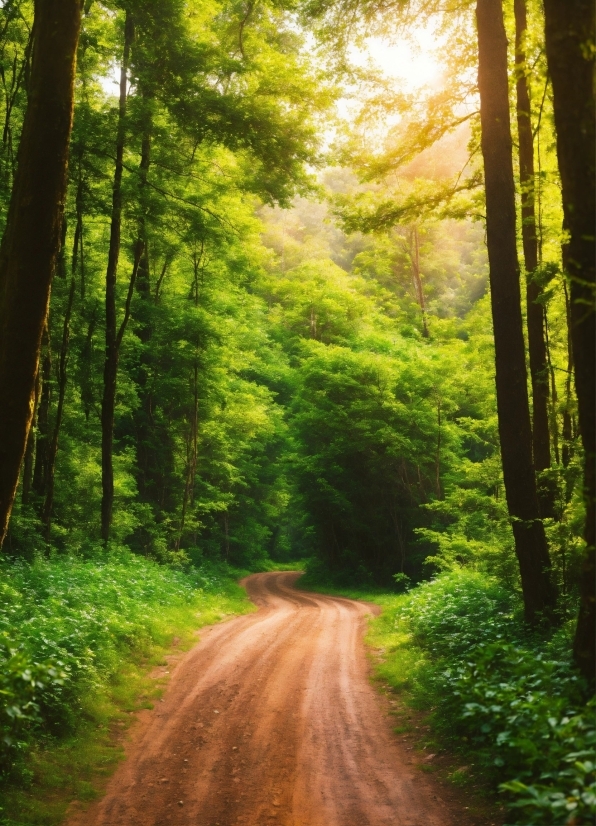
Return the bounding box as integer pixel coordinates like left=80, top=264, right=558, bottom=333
left=67, top=572, right=456, bottom=826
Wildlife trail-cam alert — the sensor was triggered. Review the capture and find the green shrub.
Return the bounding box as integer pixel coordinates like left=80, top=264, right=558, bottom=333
left=398, top=569, right=517, bottom=657
left=387, top=570, right=595, bottom=825
left=501, top=708, right=596, bottom=825
left=0, top=551, right=244, bottom=778
left=0, top=637, right=67, bottom=770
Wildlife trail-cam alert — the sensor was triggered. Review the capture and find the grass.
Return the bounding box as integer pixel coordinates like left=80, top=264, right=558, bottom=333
left=254, top=558, right=308, bottom=572
left=0, top=552, right=256, bottom=826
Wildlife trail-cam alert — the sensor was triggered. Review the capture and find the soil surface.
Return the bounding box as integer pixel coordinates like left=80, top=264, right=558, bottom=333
left=66, top=571, right=472, bottom=826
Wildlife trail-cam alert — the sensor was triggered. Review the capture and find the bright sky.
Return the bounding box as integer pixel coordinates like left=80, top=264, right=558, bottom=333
left=333, top=25, right=446, bottom=133
left=360, top=29, right=444, bottom=92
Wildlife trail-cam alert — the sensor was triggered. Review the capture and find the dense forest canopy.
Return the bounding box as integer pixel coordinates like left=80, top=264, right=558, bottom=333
left=0, top=0, right=593, bottom=821
left=0, top=0, right=592, bottom=645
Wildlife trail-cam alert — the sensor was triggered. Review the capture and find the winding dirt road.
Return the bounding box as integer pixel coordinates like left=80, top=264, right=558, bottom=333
left=68, top=572, right=460, bottom=826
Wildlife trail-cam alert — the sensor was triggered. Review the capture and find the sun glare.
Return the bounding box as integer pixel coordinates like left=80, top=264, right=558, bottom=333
left=349, top=24, right=445, bottom=94
left=368, top=32, right=443, bottom=91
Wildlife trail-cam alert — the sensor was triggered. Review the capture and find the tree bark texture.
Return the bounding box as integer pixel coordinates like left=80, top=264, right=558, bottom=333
left=42, top=276, right=76, bottom=540
left=131, top=121, right=169, bottom=513
left=562, top=280, right=574, bottom=473
left=21, top=367, right=41, bottom=506
left=32, top=332, right=51, bottom=500
left=543, top=0, right=595, bottom=685
left=476, top=0, right=556, bottom=623
left=177, top=360, right=199, bottom=549
left=514, top=0, right=553, bottom=517
left=101, top=12, right=134, bottom=543
left=0, top=0, right=81, bottom=547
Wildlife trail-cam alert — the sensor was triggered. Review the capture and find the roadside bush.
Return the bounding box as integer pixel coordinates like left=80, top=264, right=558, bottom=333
left=501, top=708, right=596, bottom=825
left=0, top=637, right=67, bottom=771
left=399, top=569, right=517, bottom=657
left=0, top=550, right=242, bottom=778
left=389, top=570, right=595, bottom=825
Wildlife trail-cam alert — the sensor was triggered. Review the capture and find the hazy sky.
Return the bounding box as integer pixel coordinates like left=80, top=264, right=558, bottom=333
left=360, top=28, right=443, bottom=91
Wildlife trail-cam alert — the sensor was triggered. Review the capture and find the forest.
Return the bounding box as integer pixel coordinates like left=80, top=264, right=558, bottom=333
left=0, top=0, right=593, bottom=824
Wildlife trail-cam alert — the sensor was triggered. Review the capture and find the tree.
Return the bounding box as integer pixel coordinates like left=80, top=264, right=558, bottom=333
left=514, top=0, right=553, bottom=518
left=543, top=0, right=595, bottom=684
left=475, top=0, right=555, bottom=623
left=96, top=0, right=328, bottom=541
left=100, top=10, right=136, bottom=542
left=0, top=0, right=81, bottom=547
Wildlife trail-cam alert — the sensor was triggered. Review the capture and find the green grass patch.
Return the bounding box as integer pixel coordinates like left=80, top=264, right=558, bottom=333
left=254, top=559, right=308, bottom=572
left=0, top=550, right=255, bottom=826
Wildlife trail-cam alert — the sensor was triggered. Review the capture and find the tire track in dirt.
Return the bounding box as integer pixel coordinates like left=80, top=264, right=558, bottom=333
left=66, top=572, right=460, bottom=826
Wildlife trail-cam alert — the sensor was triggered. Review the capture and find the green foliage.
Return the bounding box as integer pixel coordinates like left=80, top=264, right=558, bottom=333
left=502, top=741, right=596, bottom=826
left=363, top=570, right=595, bottom=825
left=290, top=340, right=447, bottom=582
left=398, top=570, right=517, bottom=656
left=0, top=551, right=253, bottom=783
left=0, top=638, right=67, bottom=770
left=0, top=0, right=590, bottom=819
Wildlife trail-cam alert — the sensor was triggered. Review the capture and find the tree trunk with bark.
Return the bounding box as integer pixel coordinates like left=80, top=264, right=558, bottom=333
left=131, top=117, right=176, bottom=516
left=562, top=279, right=574, bottom=473
left=177, top=361, right=199, bottom=550
left=543, top=0, right=595, bottom=685
left=0, top=0, right=81, bottom=547
left=101, top=12, right=134, bottom=542
left=42, top=276, right=75, bottom=540
left=514, top=0, right=554, bottom=517
left=21, top=368, right=40, bottom=506
left=476, top=0, right=556, bottom=623
left=32, top=331, right=51, bottom=500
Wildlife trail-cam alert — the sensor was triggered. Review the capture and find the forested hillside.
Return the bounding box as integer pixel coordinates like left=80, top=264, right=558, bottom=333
left=0, top=0, right=593, bottom=824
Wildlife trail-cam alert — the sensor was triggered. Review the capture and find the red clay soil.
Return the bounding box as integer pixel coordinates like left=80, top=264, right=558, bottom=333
left=66, top=572, right=473, bottom=826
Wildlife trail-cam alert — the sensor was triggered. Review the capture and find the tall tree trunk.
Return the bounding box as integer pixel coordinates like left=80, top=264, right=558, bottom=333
left=32, top=329, right=51, bottom=500
left=101, top=12, right=134, bottom=543
left=544, top=311, right=560, bottom=467
left=131, top=116, right=168, bottom=513
left=177, top=240, right=202, bottom=546
left=543, top=0, right=595, bottom=685
left=21, top=367, right=40, bottom=506
left=42, top=276, right=75, bottom=541
left=435, top=393, right=442, bottom=499
left=177, top=361, right=199, bottom=549
left=154, top=256, right=170, bottom=302
left=561, top=279, right=574, bottom=472
left=476, top=0, right=556, bottom=623
left=72, top=164, right=85, bottom=302
left=0, top=0, right=81, bottom=548
left=514, top=0, right=553, bottom=517
left=80, top=312, right=97, bottom=422
left=101, top=236, right=144, bottom=541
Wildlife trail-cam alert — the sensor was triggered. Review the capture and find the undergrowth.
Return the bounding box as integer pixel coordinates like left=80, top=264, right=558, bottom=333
left=0, top=548, right=255, bottom=826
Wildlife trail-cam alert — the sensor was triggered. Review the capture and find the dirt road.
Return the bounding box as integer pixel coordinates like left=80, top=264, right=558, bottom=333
left=68, top=572, right=458, bottom=826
